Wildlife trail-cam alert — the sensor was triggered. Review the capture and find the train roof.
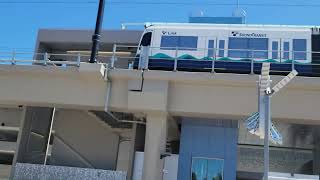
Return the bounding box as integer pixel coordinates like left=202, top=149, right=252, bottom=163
left=145, top=22, right=319, bottom=31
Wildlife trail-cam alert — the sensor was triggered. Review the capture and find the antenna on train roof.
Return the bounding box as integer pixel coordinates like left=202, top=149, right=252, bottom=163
left=189, top=10, right=205, bottom=17
left=233, top=0, right=247, bottom=23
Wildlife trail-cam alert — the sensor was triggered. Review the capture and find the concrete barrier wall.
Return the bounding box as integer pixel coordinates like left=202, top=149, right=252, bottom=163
left=13, top=163, right=126, bottom=180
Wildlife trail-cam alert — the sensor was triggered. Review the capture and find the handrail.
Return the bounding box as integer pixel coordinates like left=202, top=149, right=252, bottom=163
left=110, top=45, right=320, bottom=53
left=1, top=45, right=320, bottom=77
left=0, top=51, right=81, bottom=67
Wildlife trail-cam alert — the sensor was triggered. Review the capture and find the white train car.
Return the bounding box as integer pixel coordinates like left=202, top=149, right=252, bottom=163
left=135, top=23, right=320, bottom=75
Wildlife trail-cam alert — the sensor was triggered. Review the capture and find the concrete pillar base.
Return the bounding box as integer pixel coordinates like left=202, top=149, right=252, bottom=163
left=142, top=112, right=168, bottom=180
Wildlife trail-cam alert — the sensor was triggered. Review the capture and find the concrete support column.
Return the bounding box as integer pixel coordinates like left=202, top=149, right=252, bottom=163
left=10, top=106, right=55, bottom=179
left=126, top=123, right=137, bottom=180
left=13, top=106, right=55, bottom=164
left=142, top=112, right=168, bottom=180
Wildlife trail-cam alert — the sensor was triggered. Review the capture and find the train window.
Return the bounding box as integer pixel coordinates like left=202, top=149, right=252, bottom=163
left=160, top=36, right=198, bottom=50
left=272, top=41, right=279, bottom=59
left=140, top=32, right=152, bottom=46
left=219, top=40, right=225, bottom=57
left=249, top=38, right=268, bottom=58
left=228, top=38, right=248, bottom=58
left=208, top=40, right=215, bottom=58
left=179, top=36, right=198, bottom=50
left=160, top=36, right=179, bottom=50
left=228, top=38, right=268, bottom=59
left=283, top=42, right=290, bottom=60
left=293, top=39, right=307, bottom=60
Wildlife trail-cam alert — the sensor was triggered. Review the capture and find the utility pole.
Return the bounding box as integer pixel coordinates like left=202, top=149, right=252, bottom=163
left=245, top=63, right=298, bottom=180
left=263, top=94, right=271, bottom=179
left=259, top=63, right=272, bottom=179
left=261, top=65, right=298, bottom=180
left=89, top=0, right=106, bottom=63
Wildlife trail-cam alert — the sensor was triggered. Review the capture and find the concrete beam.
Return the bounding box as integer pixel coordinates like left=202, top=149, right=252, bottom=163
left=0, top=64, right=320, bottom=123
left=109, top=70, right=320, bottom=123
left=0, top=63, right=107, bottom=110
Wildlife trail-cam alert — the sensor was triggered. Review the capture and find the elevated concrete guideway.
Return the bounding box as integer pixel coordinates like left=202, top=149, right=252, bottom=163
left=0, top=63, right=108, bottom=110
left=0, top=63, right=320, bottom=123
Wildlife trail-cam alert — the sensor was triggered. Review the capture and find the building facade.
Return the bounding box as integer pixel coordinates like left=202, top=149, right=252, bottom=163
left=0, top=28, right=318, bottom=179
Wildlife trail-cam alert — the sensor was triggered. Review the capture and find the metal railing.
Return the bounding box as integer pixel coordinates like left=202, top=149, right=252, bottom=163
left=108, top=45, right=320, bottom=76
left=2, top=45, right=320, bottom=77
left=0, top=51, right=83, bottom=67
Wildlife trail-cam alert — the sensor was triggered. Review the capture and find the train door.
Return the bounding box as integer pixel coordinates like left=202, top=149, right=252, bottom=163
left=281, top=39, right=292, bottom=62
left=269, top=39, right=281, bottom=62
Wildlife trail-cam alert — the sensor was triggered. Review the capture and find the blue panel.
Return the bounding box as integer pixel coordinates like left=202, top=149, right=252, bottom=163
left=177, top=118, right=238, bottom=180
left=189, top=16, right=244, bottom=24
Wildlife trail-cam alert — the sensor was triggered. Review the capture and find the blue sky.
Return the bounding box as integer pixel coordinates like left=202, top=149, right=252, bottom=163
left=1, top=0, right=320, bottom=51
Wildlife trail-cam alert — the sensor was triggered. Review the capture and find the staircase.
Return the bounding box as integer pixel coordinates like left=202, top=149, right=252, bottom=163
left=0, top=107, right=26, bottom=179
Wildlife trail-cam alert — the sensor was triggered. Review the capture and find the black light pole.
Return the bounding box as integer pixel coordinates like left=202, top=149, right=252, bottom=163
left=89, top=0, right=106, bottom=63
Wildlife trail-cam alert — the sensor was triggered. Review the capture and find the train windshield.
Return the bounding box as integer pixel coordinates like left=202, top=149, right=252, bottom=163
left=140, top=32, right=152, bottom=47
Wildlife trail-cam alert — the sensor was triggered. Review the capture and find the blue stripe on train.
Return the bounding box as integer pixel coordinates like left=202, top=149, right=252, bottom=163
left=133, top=57, right=316, bottom=76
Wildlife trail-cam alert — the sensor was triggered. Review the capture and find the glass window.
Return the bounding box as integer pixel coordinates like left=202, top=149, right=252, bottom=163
left=293, top=39, right=307, bottom=60
left=249, top=38, right=268, bottom=58
left=283, top=42, right=290, bottom=60
left=160, top=36, right=179, bottom=50
left=228, top=38, right=268, bottom=59
left=219, top=40, right=225, bottom=57
left=191, top=158, right=207, bottom=180
left=191, top=157, right=224, bottom=180
left=207, top=160, right=224, bottom=180
left=179, top=36, right=198, bottom=50
left=208, top=40, right=215, bottom=58
left=140, top=32, right=152, bottom=46
left=160, top=36, right=198, bottom=51
left=228, top=38, right=248, bottom=58
left=272, top=41, right=279, bottom=59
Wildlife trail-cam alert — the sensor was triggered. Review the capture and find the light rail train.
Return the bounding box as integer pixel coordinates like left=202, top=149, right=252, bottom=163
left=134, top=23, right=320, bottom=76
